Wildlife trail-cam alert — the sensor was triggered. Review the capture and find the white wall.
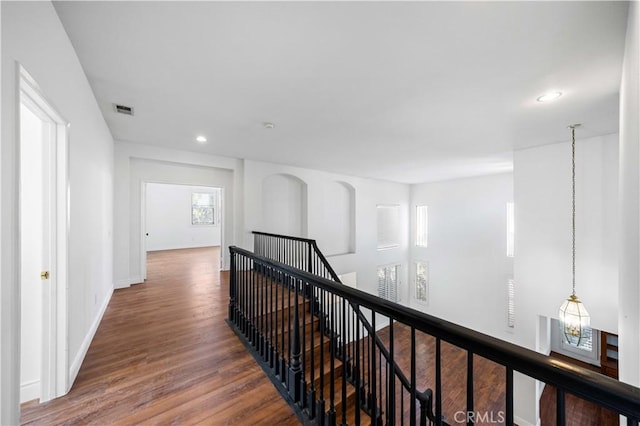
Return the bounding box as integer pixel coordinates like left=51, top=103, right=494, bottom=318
left=618, top=0, right=640, bottom=391
left=262, top=174, right=308, bottom=237
left=113, top=141, right=242, bottom=287
left=319, top=181, right=355, bottom=256
left=146, top=183, right=221, bottom=251
left=409, top=173, right=514, bottom=339
left=243, top=159, right=410, bottom=303
left=513, top=133, right=619, bottom=424
left=1, top=2, right=114, bottom=422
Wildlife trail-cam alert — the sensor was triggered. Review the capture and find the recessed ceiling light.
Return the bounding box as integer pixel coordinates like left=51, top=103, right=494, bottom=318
left=536, top=92, right=563, bottom=103
left=263, top=122, right=275, bottom=129
left=195, top=135, right=207, bottom=143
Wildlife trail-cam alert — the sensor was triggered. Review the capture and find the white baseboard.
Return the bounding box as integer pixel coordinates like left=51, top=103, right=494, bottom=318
left=514, top=415, right=537, bottom=426
left=114, top=276, right=144, bottom=289
left=114, top=278, right=131, bottom=289
left=69, top=287, right=113, bottom=387
left=20, top=379, right=40, bottom=403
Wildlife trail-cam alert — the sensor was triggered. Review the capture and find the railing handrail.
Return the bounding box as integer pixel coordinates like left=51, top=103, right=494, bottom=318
left=252, top=231, right=343, bottom=282
left=230, top=245, right=640, bottom=420
left=252, top=230, right=316, bottom=244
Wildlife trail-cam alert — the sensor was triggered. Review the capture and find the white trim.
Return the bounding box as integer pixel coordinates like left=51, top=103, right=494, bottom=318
left=19, top=380, right=40, bottom=404
left=140, top=182, right=147, bottom=281
left=129, top=275, right=144, bottom=285
left=514, top=415, right=537, bottom=426
left=69, top=288, right=112, bottom=387
left=114, top=278, right=132, bottom=289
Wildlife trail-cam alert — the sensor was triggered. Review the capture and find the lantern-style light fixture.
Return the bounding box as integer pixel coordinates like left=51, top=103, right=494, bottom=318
left=558, top=124, right=591, bottom=347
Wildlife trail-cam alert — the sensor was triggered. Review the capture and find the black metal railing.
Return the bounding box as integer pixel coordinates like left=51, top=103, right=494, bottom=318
left=253, top=231, right=341, bottom=282
left=228, top=245, right=640, bottom=425
left=252, top=231, right=439, bottom=424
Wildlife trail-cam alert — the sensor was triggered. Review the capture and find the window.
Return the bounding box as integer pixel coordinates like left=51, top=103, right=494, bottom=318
left=377, top=205, right=400, bottom=249
left=550, top=318, right=599, bottom=365
left=562, top=327, right=593, bottom=352
left=507, top=278, right=515, bottom=328
left=415, top=261, right=428, bottom=303
left=416, top=205, right=428, bottom=247
left=377, top=264, right=400, bottom=302
left=192, top=192, right=218, bottom=225
left=506, top=202, right=515, bottom=257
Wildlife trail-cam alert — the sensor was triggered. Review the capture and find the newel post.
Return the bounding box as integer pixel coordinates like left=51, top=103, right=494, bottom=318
left=229, top=248, right=236, bottom=323
left=288, top=277, right=302, bottom=403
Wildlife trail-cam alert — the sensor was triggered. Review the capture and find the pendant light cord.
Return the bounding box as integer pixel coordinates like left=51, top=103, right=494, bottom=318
left=571, top=125, right=576, bottom=297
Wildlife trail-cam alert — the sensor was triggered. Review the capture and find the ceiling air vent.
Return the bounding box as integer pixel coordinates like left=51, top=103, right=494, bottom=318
left=113, top=103, right=134, bottom=116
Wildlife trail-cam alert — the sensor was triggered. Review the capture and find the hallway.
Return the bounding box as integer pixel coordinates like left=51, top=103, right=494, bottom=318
left=20, top=247, right=300, bottom=425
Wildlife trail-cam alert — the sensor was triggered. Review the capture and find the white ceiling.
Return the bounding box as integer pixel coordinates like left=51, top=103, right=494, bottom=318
left=53, top=1, right=628, bottom=183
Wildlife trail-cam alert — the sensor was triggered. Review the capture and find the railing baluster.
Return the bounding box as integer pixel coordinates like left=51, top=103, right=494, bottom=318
left=506, top=367, right=513, bottom=426
left=341, top=297, right=347, bottom=425
left=328, top=293, right=336, bottom=424
left=436, top=337, right=442, bottom=426
left=280, top=271, right=286, bottom=383
left=319, top=287, right=326, bottom=425
left=371, top=312, right=377, bottom=423
left=273, top=266, right=279, bottom=375
left=410, top=327, right=416, bottom=426
left=355, top=303, right=361, bottom=425
left=308, top=281, right=316, bottom=419
left=390, top=319, right=396, bottom=423
left=467, top=352, right=474, bottom=426
left=229, top=250, right=236, bottom=322
left=288, top=277, right=302, bottom=403
left=556, top=388, right=566, bottom=426
left=269, top=265, right=275, bottom=369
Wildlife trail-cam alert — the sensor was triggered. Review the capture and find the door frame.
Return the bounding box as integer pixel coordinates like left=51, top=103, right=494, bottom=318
left=140, top=182, right=225, bottom=276
left=18, top=66, right=70, bottom=402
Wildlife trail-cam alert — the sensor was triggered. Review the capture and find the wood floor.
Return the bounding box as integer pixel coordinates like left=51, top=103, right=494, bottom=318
left=21, top=247, right=300, bottom=425
left=538, top=352, right=618, bottom=426
left=375, top=324, right=508, bottom=425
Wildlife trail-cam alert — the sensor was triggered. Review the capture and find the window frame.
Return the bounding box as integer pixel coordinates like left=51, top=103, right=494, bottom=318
left=377, top=263, right=401, bottom=303
left=416, top=205, right=428, bottom=248
left=414, top=261, right=429, bottom=304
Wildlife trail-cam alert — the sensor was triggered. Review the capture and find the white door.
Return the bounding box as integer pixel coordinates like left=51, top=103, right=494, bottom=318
left=19, top=67, right=69, bottom=404
left=19, top=102, right=46, bottom=403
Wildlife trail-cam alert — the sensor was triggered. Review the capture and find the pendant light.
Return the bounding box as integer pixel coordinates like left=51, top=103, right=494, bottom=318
left=558, top=124, right=591, bottom=347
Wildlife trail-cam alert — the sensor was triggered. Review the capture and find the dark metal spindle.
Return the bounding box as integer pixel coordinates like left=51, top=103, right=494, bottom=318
left=556, top=388, right=566, bottom=426
left=410, top=327, right=416, bottom=426
left=371, top=313, right=377, bottom=423
left=329, top=293, right=336, bottom=422
left=355, top=305, right=361, bottom=425
left=341, top=297, right=347, bottom=425
left=436, top=338, right=442, bottom=426
left=467, top=352, right=474, bottom=426
left=390, top=319, right=396, bottom=423
left=506, top=367, right=513, bottom=425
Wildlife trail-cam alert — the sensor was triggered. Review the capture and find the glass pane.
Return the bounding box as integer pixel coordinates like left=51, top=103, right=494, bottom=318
left=192, top=206, right=214, bottom=225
